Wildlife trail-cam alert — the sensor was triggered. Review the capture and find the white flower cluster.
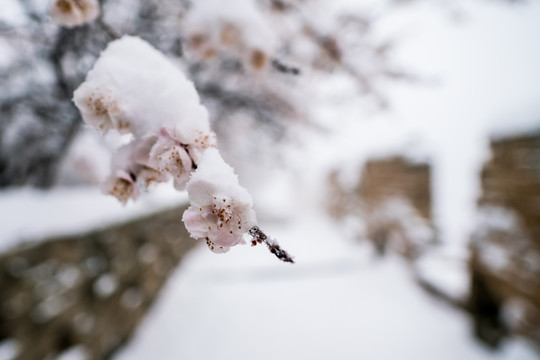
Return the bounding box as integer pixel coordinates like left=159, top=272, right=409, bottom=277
left=50, top=0, right=100, bottom=27
left=183, top=0, right=278, bottom=71
left=183, top=149, right=257, bottom=253
left=73, top=36, right=257, bottom=253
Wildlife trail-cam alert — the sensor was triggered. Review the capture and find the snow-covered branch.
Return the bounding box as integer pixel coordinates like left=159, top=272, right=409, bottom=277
left=73, top=36, right=293, bottom=262
left=249, top=226, right=294, bottom=263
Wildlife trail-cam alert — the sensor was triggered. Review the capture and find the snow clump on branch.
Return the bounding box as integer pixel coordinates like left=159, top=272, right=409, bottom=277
left=73, top=36, right=212, bottom=139
left=183, top=148, right=257, bottom=253
left=73, top=36, right=216, bottom=201
left=73, top=36, right=293, bottom=262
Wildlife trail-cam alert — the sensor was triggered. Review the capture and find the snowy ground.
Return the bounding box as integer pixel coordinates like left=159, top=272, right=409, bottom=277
left=114, top=212, right=536, bottom=360
left=0, top=186, right=536, bottom=360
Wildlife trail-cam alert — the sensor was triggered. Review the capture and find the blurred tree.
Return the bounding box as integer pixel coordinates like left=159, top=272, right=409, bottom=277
left=0, top=0, right=410, bottom=187
left=0, top=0, right=525, bottom=188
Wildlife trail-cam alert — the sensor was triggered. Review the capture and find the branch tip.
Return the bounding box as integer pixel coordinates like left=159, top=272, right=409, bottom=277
left=249, top=226, right=294, bottom=264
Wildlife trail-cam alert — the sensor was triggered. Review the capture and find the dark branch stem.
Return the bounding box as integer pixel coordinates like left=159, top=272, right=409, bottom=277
left=249, top=226, right=294, bottom=263
left=271, top=58, right=300, bottom=75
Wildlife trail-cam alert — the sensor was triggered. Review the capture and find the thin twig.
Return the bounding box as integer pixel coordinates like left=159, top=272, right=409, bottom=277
left=249, top=226, right=294, bottom=263
left=271, top=58, right=301, bottom=75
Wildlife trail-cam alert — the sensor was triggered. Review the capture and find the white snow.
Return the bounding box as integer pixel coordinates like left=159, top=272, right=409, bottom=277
left=0, top=340, right=19, bottom=360
left=366, top=197, right=436, bottom=248
left=0, top=185, right=187, bottom=253
left=56, top=346, right=90, bottom=360
left=93, top=274, right=118, bottom=298
left=0, top=0, right=27, bottom=26
left=111, top=3, right=540, bottom=358
left=74, top=36, right=209, bottom=138
left=474, top=205, right=524, bottom=236
left=298, top=0, right=540, bottom=252
left=56, top=129, right=111, bottom=186
left=183, top=0, right=277, bottom=53
left=415, top=249, right=470, bottom=302
left=114, top=212, right=537, bottom=360
left=186, top=148, right=244, bottom=197
left=471, top=205, right=534, bottom=274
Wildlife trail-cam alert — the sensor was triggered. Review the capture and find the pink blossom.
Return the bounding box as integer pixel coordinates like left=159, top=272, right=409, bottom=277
left=144, top=130, right=194, bottom=190
left=163, top=124, right=217, bottom=165
left=102, top=169, right=139, bottom=205
left=50, top=0, right=100, bottom=28
left=105, top=141, right=168, bottom=199
left=101, top=144, right=141, bottom=204
left=182, top=149, right=257, bottom=253
left=73, top=86, right=130, bottom=135
left=116, top=136, right=179, bottom=190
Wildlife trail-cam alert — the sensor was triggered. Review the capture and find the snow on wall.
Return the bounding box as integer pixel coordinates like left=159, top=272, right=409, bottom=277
left=0, top=185, right=187, bottom=254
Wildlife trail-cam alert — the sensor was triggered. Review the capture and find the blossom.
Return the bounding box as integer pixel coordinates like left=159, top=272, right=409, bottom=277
left=183, top=0, right=277, bottom=71
left=73, top=36, right=217, bottom=193
left=146, top=130, right=194, bottom=190
left=50, top=0, right=100, bottom=28
left=73, top=85, right=129, bottom=135
left=102, top=169, right=139, bottom=205
left=182, top=149, right=257, bottom=253
left=160, top=123, right=216, bottom=165
left=73, top=36, right=211, bottom=139
left=71, top=37, right=293, bottom=261
left=130, top=135, right=170, bottom=188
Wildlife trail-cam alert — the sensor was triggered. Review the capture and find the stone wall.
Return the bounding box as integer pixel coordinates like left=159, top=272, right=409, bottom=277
left=328, top=157, right=434, bottom=259
left=0, top=205, right=196, bottom=360
left=327, top=140, right=540, bottom=350
left=470, top=133, right=540, bottom=348
left=357, top=157, right=432, bottom=221
left=478, top=134, right=540, bottom=238
left=359, top=157, right=434, bottom=258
